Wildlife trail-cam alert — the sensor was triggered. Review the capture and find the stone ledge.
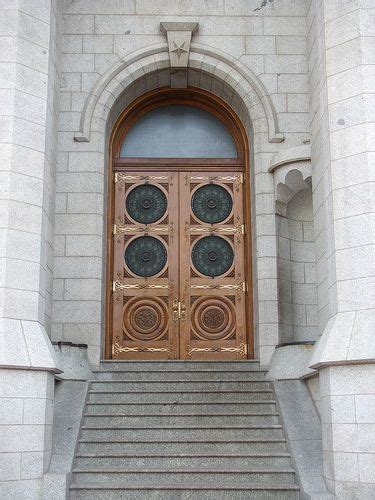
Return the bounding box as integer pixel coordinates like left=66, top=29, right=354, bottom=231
left=0, top=319, right=62, bottom=373
left=310, top=310, right=375, bottom=370
left=52, top=342, right=93, bottom=381
left=268, top=144, right=311, bottom=172
left=267, top=343, right=316, bottom=381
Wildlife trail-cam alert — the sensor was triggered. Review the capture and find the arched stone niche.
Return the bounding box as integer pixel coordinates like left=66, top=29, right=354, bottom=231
left=269, top=146, right=318, bottom=346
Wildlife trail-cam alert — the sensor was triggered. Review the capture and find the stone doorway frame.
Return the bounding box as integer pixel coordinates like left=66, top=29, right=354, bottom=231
left=70, top=42, right=285, bottom=367
left=105, top=87, right=254, bottom=360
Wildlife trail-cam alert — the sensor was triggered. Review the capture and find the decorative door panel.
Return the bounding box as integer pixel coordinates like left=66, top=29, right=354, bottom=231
left=112, top=172, right=179, bottom=359
left=111, top=170, right=248, bottom=360
left=179, top=172, right=247, bottom=359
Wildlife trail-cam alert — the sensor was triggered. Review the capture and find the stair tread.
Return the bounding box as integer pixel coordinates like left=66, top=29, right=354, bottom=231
left=83, top=412, right=280, bottom=417
left=91, top=379, right=269, bottom=382
left=73, top=467, right=295, bottom=473
left=94, top=370, right=266, bottom=373
left=72, top=363, right=298, bottom=495
left=70, top=481, right=299, bottom=490
left=76, top=452, right=291, bottom=458
left=89, top=389, right=273, bottom=393
left=81, top=425, right=282, bottom=429
left=86, top=400, right=277, bottom=404
left=79, top=438, right=287, bottom=443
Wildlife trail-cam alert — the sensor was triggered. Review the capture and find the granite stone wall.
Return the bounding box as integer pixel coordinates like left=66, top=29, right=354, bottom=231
left=0, top=0, right=62, bottom=497
left=52, top=0, right=311, bottom=366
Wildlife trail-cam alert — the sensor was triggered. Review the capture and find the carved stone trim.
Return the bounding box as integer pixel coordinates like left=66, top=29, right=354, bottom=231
left=72, top=43, right=284, bottom=143
left=268, top=144, right=311, bottom=173
left=160, top=22, right=199, bottom=88
left=268, top=146, right=312, bottom=216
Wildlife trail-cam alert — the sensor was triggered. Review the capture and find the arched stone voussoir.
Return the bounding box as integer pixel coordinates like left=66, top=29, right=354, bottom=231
left=74, top=43, right=283, bottom=144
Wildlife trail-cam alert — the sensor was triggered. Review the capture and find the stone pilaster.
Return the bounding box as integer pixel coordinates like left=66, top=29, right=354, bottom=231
left=0, top=0, right=63, bottom=497
left=307, top=1, right=375, bottom=496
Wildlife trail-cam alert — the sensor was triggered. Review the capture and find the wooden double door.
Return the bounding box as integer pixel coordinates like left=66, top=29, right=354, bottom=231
left=111, top=170, right=249, bottom=360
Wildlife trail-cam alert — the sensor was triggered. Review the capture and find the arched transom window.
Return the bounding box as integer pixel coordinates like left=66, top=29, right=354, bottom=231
left=120, top=104, right=238, bottom=159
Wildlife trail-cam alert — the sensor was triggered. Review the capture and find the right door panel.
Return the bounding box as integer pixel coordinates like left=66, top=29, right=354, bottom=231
left=179, top=172, right=248, bottom=359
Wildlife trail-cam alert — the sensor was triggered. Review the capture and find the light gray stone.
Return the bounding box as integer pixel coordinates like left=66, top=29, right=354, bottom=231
left=267, top=344, right=315, bottom=380
left=21, top=452, right=44, bottom=480
left=82, top=35, right=113, bottom=53
left=273, top=379, right=331, bottom=499
left=1, top=1, right=374, bottom=496
left=65, top=235, right=102, bottom=257
left=0, top=453, right=21, bottom=481
left=53, top=345, right=93, bottom=381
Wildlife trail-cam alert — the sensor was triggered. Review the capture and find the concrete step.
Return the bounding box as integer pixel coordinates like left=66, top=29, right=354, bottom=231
left=75, top=452, right=292, bottom=469
left=84, top=401, right=278, bottom=415
left=70, top=361, right=299, bottom=499
left=82, top=413, right=281, bottom=426
left=90, top=380, right=271, bottom=391
left=88, top=390, right=274, bottom=403
left=94, top=369, right=267, bottom=381
left=99, top=360, right=261, bottom=371
left=70, top=481, right=299, bottom=499
left=80, top=425, right=284, bottom=441
left=72, top=467, right=296, bottom=484
left=77, top=439, right=288, bottom=454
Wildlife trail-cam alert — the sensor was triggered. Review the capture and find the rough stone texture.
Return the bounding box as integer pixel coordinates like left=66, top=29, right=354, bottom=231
left=53, top=344, right=93, bottom=381
left=42, top=380, right=88, bottom=499
left=307, top=1, right=375, bottom=363
left=0, top=0, right=62, bottom=346
left=319, top=364, right=375, bottom=499
left=267, top=344, right=315, bottom=380
left=274, top=379, right=332, bottom=499
left=52, top=0, right=311, bottom=369
left=70, top=361, right=300, bottom=498
left=305, top=1, right=375, bottom=495
left=0, top=0, right=374, bottom=497
left=0, top=369, right=54, bottom=499
left=0, top=0, right=63, bottom=496
left=275, top=173, right=318, bottom=344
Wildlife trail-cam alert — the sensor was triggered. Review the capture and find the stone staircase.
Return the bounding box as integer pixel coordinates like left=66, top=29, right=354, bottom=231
left=69, top=361, right=300, bottom=499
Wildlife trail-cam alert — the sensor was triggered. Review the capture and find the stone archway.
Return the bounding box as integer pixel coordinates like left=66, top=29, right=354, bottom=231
left=54, top=43, right=286, bottom=367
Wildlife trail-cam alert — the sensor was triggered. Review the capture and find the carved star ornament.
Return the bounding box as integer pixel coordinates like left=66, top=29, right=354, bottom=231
left=171, top=41, right=188, bottom=59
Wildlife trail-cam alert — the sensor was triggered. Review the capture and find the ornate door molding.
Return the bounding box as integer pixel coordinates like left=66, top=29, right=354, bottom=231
left=112, top=172, right=179, bottom=359
left=106, top=88, right=253, bottom=360
left=111, top=171, right=248, bottom=360
left=179, top=172, right=247, bottom=359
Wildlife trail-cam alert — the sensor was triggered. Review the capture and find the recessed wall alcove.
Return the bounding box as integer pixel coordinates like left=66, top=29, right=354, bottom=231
left=53, top=43, right=294, bottom=366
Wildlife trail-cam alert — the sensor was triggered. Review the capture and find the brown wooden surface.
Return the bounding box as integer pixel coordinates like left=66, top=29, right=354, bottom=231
left=179, top=172, right=247, bottom=360
left=111, top=171, right=249, bottom=360
left=112, top=172, right=179, bottom=359
left=105, top=87, right=253, bottom=360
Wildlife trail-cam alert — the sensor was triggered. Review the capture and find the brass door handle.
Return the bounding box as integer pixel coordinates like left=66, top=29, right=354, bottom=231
left=172, top=299, right=180, bottom=322
left=172, top=299, right=186, bottom=321
left=180, top=299, right=186, bottom=321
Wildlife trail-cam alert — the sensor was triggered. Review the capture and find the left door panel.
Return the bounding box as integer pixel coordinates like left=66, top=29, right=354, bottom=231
left=111, top=172, right=179, bottom=359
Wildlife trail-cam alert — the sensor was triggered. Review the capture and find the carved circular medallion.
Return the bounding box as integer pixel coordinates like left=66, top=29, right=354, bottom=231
left=202, top=307, right=225, bottom=330
left=126, top=184, right=167, bottom=224
left=191, top=184, right=232, bottom=224
left=191, top=236, right=234, bottom=277
left=124, top=236, right=167, bottom=277
left=123, top=297, right=168, bottom=341
left=134, top=307, right=157, bottom=330
left=191, top=296, right=236, bottom=340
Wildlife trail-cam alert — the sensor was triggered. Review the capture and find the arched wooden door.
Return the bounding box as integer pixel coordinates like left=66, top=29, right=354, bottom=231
left=106, top=88, right=253, bottom=360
